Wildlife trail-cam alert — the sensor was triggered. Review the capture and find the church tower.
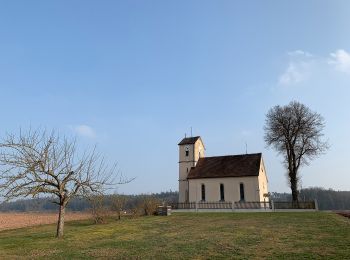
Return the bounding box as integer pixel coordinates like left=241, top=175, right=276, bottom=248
left=178, top=136, right=205, bottom=203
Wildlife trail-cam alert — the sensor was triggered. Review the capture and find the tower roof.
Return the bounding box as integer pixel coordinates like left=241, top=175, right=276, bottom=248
left=187, top=153, right=262, bottom=179
left=178, top=136, right=201, bottom=145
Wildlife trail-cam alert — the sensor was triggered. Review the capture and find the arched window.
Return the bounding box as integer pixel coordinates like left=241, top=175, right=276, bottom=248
left=201, top=184, right=206, bottom=201
left=220, top=184, right=225, bottom=201
left=240, top=183, right=245, bottom=201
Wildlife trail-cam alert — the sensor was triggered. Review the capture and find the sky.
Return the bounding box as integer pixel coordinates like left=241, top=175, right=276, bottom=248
left=0, top=1, right=349, bottom=194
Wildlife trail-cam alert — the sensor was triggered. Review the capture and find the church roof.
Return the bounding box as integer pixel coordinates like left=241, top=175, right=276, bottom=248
left=178, top=136, right=201, bottom=145
left=187, top=153, right=262, bottom=179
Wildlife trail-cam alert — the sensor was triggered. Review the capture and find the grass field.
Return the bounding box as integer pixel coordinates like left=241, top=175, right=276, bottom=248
left=0, top=212, right=349, bottom=259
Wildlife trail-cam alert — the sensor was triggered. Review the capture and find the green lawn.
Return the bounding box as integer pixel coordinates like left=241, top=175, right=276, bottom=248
left=0, top=212, right=349, bottom=259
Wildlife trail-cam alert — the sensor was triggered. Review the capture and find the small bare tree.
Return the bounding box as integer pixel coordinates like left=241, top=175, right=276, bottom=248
left=89, top=194, right=109, bottom=224
left=0, top=129, right=128, bottom=238
left=140, top=195, right=160, bottom=216
left=110, top=194, right=127, bottom=220
left=264, top=101, right=328, bottom=202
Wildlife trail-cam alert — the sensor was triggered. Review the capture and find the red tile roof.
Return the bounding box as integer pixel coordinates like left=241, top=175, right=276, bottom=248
left=187, top=153, right=262, bottom=179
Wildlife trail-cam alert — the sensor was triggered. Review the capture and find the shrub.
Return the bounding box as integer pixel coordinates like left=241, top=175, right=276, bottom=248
left=89, top=195, right=109, bottom=224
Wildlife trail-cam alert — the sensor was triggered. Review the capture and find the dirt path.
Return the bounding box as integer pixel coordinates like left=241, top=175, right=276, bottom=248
left=0, top=212, right=91, bottom=231
left=336, top=211, right=350, bottom=219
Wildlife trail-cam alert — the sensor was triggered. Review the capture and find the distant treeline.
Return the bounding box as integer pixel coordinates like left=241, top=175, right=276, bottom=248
left=0, top=188, right=349, bottom=211
left=270, top=187, right=350, bottom=210
left=0, top=191, right=178, bottom=212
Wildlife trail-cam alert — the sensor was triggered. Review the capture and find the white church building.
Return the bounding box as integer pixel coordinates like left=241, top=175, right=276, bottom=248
left=178, top=136, right=269, bottom=203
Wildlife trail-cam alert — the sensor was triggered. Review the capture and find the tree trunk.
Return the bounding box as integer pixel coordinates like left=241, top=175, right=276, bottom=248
left=290, top=173, right=299, bottom=203
left=56, top=203, right=65, bottom=238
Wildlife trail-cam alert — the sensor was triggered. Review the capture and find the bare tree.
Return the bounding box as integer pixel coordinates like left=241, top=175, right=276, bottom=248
left=140, top=195, right=160, bottom=216
left=89, top=194, right=109, bottom=224
left=110, top=194, right=127, bottom=220
left=264, top=101, right=328, bottom=202
left=0, top=129, right=129, bottom=238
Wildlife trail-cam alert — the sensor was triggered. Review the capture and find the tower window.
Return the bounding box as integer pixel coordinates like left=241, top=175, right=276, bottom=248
left=240, top=183, right=245, bottom=201
left=220, top=184, right=225, bottom=201
left=185, top=146, right=189, bottom=157
left=201, top=184, right=206, bottom=201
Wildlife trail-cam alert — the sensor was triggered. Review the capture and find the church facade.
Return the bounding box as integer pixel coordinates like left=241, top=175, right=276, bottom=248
left=178, top=136, right=269, bottom=203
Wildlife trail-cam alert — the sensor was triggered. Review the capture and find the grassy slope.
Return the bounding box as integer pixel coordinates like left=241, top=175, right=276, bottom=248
left=0, top=212, right=349, bottom=259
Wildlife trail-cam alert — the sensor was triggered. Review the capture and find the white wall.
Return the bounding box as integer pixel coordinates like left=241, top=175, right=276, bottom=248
left=258, top=157, right=269, bottom=201
left=188, top=176, right=260, bottom=202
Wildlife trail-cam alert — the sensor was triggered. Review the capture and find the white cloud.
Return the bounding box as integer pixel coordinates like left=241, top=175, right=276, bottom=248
left=71, top=125, right=96, bottom=138
left=328, top=49, right=350, bottom=73
left=278, top=50, right=314, bottom=86
left=278, top=49, right=350, bottom=86
left=287, top=50, right=312, bottom=58
left=278, top=63, right=306, bottom=85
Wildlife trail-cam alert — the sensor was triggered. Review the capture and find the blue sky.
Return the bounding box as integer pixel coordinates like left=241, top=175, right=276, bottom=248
left=1, top=1, right=349, bottom=194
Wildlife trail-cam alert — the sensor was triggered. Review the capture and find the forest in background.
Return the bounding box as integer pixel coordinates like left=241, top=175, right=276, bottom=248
left=0, top=188, right=349, bottom=212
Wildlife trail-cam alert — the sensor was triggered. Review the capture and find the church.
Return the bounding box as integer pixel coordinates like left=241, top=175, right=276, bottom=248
left=178, top=136, right=269, bottom=203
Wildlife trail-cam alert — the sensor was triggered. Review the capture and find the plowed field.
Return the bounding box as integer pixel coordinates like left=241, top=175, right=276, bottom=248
left=0, top=212, right=91, bottom=231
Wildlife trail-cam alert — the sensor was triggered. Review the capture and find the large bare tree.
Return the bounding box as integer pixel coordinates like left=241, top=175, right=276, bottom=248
left=264, top=101, right=328, bottom=202
left=0, top=129, right=128, bottom=238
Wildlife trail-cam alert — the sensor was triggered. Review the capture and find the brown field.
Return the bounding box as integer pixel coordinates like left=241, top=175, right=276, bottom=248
left=0, top=212, right=91, bottom=231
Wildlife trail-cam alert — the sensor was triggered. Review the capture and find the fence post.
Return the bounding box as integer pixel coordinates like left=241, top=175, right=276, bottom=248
left=271, top=200, right=275, bottom=212
left=314, top=199, right=319, bottom=211
left=195, top=201, right=198, bottom=212
left=231, top=201, right=235, bottom=212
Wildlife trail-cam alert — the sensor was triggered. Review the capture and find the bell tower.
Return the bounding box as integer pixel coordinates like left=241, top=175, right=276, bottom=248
left=178, top=136, right=205, bottom=203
